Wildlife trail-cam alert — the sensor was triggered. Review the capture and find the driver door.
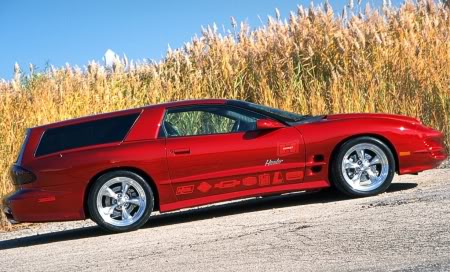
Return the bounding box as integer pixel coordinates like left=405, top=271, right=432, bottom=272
left=162, top=104, right=305, bottom=202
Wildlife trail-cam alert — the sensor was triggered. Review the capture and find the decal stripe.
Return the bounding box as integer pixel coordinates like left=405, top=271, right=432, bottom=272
left=162, top=180, right=330, bottom=212
left=214, top=180, right=241, bottom=189
left=176, top=185, right=195, bottom=195
left=286, top=171, right=304, bottom=181
left=242, top=177, right=257, bottom=186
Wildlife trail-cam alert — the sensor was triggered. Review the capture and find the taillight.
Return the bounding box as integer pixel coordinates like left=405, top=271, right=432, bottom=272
left=10, top=165, right=36, bottom=185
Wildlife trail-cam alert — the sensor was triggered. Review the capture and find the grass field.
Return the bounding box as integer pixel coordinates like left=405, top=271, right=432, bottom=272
left=0, top=1, right=449, bottom=230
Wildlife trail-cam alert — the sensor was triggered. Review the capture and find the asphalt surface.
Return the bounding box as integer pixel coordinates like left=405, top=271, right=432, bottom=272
left=1, top=169, right=449, bottom=272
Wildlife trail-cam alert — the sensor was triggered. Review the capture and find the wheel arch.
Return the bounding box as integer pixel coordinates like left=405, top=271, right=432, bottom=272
left=83, top=166, right=160, bottom=219
left=328, top=133, right=399, bottom=186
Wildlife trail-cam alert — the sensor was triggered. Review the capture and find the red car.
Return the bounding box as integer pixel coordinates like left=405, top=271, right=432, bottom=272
left=3, top=99, right=447, bottom=232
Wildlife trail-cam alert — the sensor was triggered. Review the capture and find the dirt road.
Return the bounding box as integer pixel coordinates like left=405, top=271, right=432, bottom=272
left=1, top=169, right=449, bottom=272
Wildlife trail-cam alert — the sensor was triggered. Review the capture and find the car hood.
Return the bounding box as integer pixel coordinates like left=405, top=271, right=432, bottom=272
left=325, top=113, right=420, bottom=124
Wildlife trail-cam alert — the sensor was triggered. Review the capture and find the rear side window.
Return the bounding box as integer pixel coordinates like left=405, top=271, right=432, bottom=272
left=35, top=113, right=140, bottom=157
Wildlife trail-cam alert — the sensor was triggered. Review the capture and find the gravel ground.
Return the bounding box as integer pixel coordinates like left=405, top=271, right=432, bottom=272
left=438, top=158, right=450, bottom=169
left=1, top=169, right=449, bottom=272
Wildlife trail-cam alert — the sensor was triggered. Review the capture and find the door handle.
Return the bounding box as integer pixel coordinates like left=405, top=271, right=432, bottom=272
left=171, top=148, right=190, bottom=155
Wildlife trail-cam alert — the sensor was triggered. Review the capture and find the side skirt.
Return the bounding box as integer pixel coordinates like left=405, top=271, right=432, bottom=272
left=159, top=180, right=329, bottom=213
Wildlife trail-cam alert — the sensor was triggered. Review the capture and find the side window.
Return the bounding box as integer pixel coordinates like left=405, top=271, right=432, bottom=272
left=36, top=113, right=140, bottom=157
left=162, top=106, right=264, bottom=137
left=166, top=110, right=234, bottom=136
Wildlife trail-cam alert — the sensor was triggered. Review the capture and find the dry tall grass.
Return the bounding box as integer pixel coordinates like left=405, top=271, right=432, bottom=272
left=0, top=0, right=449, bottom=230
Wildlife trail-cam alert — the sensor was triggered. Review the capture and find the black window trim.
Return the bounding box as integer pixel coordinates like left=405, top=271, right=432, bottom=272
left=158, top=104, right=276, bottom=139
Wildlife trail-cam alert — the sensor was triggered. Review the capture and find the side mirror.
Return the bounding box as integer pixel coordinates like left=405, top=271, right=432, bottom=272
left=256, top=119, right=286, bottom=130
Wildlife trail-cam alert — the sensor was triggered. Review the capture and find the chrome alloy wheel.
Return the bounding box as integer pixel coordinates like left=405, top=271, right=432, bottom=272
left=341, top=143, right=389, bottom=192
left=96, top=177, right=147, bottom=227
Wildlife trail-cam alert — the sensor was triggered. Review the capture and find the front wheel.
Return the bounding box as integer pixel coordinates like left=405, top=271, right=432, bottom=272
left=88, top=170, right=154, bottom=232
left=331, top=137, right=395, bottom=197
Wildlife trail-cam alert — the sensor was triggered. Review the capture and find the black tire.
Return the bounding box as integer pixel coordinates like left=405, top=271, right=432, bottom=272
left=330, top=137, right=395, bottom=197
left=88, top=170, right=154, bottom=232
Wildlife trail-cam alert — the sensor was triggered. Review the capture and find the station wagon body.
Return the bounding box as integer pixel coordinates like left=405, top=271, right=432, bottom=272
left=3, top=99, right=447, bottom=232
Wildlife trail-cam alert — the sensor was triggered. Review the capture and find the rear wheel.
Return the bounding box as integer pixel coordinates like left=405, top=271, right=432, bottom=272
left=331, top=137, right=395, bottom=197
left=88, top=170, right=154, bottom=232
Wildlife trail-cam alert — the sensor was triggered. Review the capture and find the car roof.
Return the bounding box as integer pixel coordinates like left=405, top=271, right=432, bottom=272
left=143, top=98, right=228, bottom=109
left=32, top=99, right=230, bottom=129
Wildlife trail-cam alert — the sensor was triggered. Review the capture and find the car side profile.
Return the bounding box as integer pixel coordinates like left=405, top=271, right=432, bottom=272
left=3, top=99, right=448, bottom=232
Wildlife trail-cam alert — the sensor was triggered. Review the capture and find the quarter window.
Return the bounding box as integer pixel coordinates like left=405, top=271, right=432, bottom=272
left=35, top=113, right=140, bottom=157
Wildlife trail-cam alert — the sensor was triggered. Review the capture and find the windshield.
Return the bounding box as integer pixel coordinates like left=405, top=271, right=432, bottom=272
left=228, top=101, right=305, bottom=122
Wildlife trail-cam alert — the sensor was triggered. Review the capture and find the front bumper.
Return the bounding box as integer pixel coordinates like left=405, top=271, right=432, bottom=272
left=2, top=185, right=86, bottom=223
left=399, top=140, right=448, bottom=175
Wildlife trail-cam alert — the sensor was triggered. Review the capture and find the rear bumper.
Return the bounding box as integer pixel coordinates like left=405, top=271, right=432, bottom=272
left=2, top=205, right=18, bottom=224
left=2, top=185, right=86, bottom=223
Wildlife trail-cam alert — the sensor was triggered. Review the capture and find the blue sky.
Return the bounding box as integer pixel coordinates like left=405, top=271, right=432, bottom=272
left=0, top=0, right=402, bottom=80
